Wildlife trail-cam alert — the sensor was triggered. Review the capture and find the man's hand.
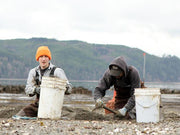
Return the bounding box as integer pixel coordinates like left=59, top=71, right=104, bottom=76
left=117, top=107, right=127, bottom=117
left=34, top=87, right=41, bottom=94
left=95, top=98, right=104, bottom=108
left=65, top=84, right=72, bottom=95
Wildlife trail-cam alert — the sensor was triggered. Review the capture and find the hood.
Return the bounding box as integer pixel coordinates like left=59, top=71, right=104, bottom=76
left=109, top=56, right=128, bottom=77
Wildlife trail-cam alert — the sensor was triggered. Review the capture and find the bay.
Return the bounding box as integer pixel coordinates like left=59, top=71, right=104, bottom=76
left=71, top=81, right=180, bottom=96
left=0, top=79, right=179, bottom=95
left=0, top=79, right=180, bottom=105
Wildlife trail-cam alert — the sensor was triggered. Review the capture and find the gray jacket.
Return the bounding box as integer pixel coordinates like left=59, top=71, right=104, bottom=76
left=94, top=56, right=140, bottom=111
left=25, top=63, right=72, bottom=96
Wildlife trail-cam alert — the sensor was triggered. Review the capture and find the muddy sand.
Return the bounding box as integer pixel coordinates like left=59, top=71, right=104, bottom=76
left=0, top=93, right=180, bottom=135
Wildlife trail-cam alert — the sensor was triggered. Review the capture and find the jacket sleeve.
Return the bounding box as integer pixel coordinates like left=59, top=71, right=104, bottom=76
left=54, top=68, right=72, bottom=93
left=25, top=69, right=36, bottom=96
left=124, top=68, right=141, bottom=111
left=94, top=70, right=113, bottom=100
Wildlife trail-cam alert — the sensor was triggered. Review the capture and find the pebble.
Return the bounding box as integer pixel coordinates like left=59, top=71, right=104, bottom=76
left=0, top=93, right=179, bottom=134
left=0, top=116, right=179, bottom=135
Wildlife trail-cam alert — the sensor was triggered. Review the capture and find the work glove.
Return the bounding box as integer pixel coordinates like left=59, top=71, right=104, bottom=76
left=117, top=107, right=127, bottom=117
left=34, top=87, right=41, bottom=94
left=95, top=98, right=104, bottom=108
left=65, top=84, right=72, bottom=95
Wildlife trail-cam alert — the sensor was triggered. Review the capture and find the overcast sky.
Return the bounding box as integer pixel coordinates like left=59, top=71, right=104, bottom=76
left=0, top=0, right=180, bottom=58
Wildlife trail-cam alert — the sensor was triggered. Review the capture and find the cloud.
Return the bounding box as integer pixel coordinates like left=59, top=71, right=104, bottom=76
left=0, top=0, right=180, bottom=58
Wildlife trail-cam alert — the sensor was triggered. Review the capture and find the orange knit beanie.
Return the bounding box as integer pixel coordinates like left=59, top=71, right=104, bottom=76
left=36, top=46, right=52, bottom=61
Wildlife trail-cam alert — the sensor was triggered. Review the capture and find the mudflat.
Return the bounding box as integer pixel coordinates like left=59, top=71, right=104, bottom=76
left=0, top=93, right=179, bottom=135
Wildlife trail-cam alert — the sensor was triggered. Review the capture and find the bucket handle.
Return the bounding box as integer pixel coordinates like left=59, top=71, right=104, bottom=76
left=136, top=101, right=158, bottom=108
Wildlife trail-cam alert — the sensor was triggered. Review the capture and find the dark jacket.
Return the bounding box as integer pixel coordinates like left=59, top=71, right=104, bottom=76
left=94, top=56, right=141, bottom=111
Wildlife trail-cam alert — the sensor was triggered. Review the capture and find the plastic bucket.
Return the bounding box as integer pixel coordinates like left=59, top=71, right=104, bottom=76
left=38, top=77, right=67, bottom=119
left=134, top=88, right=161, bottom=123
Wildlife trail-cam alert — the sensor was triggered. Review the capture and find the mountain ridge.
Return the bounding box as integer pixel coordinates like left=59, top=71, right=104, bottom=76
left=0, top=38, right=179, bottom=82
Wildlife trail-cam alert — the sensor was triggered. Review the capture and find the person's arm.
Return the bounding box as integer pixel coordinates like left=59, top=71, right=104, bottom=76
left=124, top=68, right=140, bottom=111
left=54, top=68, right=72, bottom=94
left=25, top=69, right=37, bottom=96
left=94, top=70, right=113, bottom=100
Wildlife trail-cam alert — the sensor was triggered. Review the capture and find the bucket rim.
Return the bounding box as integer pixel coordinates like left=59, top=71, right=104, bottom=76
left=135, top=88, right=160, bottom=90
left=135, top=88, right=161, bottom=95
left=42, top=76, right=67, bottom=82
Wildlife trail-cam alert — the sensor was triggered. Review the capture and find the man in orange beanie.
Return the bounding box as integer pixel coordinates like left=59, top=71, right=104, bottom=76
left=36, top=46, right=52, bottom=61
left=13, top=46, right=72, bottom=119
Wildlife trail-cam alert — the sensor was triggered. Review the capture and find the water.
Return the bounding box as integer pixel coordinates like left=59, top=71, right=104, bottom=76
left=0, top=79, right=180, bottom=90
left=0, top=79, right=26, bottom=85
left=145, top=82, right=180, bottom=90
left=72, top=81, right=180, bottom=96
left=72, top=81, right=180, bottom=91
left=0, top=79, right=180, bottom=107
left=1, top=79, right=179, bottom=96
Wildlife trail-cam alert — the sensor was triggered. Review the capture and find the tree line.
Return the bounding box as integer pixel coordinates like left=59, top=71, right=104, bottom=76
left=0, top=38, right=179, bottom=82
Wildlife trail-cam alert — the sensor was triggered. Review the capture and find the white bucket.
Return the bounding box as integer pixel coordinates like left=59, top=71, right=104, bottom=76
left=38, top=77, right=67, bottom=119
left=135, top=88, right=161, bottom=123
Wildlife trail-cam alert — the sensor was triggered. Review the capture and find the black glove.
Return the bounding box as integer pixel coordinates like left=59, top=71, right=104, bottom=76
left=65, top=84, right=72, bottom=95
left=35, top=87, right=41, bottom=94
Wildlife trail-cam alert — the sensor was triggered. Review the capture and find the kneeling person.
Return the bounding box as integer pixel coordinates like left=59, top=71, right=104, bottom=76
left=94, top=56, right=141, bottom=119
left=15, top=46, right=71, bottom=118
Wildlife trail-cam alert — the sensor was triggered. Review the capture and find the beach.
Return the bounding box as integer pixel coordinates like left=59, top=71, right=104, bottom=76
left=0, top=92, right=179, bottom=135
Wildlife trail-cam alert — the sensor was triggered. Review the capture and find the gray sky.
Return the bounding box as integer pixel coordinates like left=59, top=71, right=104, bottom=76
left=0, top=0, right=180, bottom=58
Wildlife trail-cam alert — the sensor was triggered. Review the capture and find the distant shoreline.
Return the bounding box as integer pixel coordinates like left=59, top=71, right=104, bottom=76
left=0, top=84, right=180, bottom=94
left=0, top=78, right=180, bottom=83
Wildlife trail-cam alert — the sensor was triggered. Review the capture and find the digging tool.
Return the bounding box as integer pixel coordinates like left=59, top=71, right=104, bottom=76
left=102, top=105, right=119, bottom=114
left=92, top=103, right=119, bottom=115
left=92, top=104, right=135, bottom=119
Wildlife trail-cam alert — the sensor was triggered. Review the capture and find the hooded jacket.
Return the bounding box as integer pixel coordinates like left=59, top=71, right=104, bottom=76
left=94, top=56, right=141, bottom=111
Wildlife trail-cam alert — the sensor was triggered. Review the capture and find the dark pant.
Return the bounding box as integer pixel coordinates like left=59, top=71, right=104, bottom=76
left=22, top=98, right=39, bottom=117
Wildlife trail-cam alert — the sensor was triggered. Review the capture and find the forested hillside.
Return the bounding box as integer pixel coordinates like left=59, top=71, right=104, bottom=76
left=0, top=38, right=180, bottom=82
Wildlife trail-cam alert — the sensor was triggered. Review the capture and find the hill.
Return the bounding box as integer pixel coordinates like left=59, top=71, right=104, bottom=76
left=0, top=38, right=180, bottom=82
